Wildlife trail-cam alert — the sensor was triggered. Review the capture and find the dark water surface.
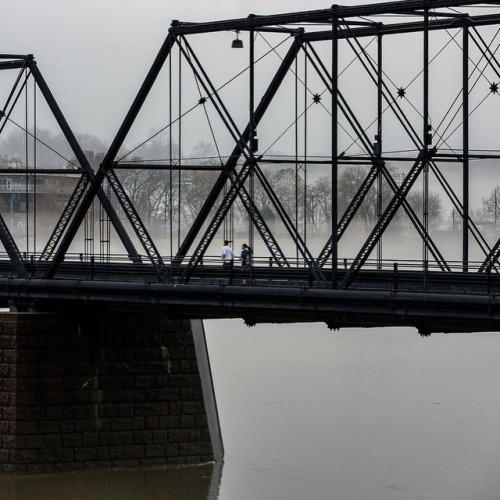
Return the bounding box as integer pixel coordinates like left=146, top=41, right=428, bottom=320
left=1, top=321, right=500, bottom=499
left=0, top=462, right=219, bottom=500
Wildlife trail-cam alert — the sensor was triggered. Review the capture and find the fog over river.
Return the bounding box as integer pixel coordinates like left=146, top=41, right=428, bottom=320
left=1, top=320, right=499, bottom=499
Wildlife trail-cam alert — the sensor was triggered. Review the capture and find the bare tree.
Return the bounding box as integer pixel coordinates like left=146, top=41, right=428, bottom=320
left=479, top=186, right=500, bottom=223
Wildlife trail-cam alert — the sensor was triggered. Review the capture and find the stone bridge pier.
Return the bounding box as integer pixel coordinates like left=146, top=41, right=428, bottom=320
left=0, top=309, right=223, bottom=473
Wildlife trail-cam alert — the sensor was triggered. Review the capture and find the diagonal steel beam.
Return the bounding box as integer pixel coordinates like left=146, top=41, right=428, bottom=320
left=467, top=27, right=500, bottom=272
left=39, top=175, right=88, bottom=261
left=45, top=34, right=177, bottom=280
left=0, top=64, right=30, bottom=136
left=337, top=25, right=492, bottom=263
left=175, top=35, right=327, bottom=283
left=26, top=58, right=141, bottom=263
left=172, top=35, right=289, bottom=268
left=179, top=161, right=289, bottom=283
left=251, top=159, right=328, bottom=284
left=341, top=148, right=436, bottom=288
left=174, top=36, right=302, bottom=263
left=304, top=41, right=449, bottom=270
left=0, top=59, right=34, bottom=275
left=0, top=212, right=27, bottom=277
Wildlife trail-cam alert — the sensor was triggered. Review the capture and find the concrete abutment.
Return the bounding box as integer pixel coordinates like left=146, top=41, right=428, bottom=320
left=0, top=310, right=223, bottom=474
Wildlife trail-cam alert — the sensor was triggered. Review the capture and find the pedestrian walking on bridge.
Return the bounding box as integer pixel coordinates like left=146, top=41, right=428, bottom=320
left=221, top=240, right=234, bottom=267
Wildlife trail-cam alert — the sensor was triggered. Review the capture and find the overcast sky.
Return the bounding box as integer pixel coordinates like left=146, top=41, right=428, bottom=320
left=3, top=0, right=376, bottom=144
left=5, top=2, right=500, bottom=158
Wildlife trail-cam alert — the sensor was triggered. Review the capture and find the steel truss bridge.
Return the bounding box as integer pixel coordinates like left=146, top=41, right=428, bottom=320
left=2, top=0, right=500, bottom=334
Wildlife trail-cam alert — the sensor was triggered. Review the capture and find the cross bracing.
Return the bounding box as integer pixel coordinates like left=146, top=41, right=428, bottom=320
left=2, top=0, right=500, bottom=294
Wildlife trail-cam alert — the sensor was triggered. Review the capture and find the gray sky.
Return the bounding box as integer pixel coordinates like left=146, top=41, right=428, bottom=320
left=4, top=0, right=374, bottom=144
left=4, top=1, right=500, bottom=186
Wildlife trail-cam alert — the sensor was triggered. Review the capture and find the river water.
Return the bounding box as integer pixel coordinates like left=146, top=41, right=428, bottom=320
left=1, top=320, right=500, bottom=499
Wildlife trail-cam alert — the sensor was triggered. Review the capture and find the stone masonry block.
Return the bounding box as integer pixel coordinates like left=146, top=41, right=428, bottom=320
left=145, top=444, right=165, bottom=458
left=0, top=311, right=216, bottom=473
left=110, top=445, right=145, bottom=460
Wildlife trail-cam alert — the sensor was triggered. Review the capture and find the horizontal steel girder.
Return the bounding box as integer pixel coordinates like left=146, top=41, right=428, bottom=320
left=2, top=277, right=500, bottom=334
left=171, top=1, right=500, bottom=35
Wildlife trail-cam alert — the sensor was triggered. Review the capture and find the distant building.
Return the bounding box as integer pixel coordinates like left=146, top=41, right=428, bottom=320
left=0, top=171, right=78, bottom=230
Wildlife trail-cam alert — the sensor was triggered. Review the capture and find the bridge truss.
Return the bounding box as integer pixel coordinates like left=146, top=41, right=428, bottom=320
left=3, top=1, right=500, bottom=332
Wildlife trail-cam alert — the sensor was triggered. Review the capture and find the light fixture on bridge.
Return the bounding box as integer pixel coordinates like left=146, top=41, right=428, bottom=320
left=231, top=31, right=244, bottom=49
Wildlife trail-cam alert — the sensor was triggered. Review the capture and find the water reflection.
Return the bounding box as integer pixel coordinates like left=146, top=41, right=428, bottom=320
left=0, top=461, right=222, bottom=500
left=206, top=321, right=500, bottom=500
left=3, top=321, right=500, bottom=499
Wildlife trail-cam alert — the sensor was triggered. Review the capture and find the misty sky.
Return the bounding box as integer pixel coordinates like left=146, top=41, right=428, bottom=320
left=3, top=0, right=375, bottom=143
left=5, top=0, right=500, bottom=216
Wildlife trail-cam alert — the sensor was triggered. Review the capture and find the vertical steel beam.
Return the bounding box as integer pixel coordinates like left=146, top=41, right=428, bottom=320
left=249, top=25, right=256, bottom=251
left=376, top=32, right=383, bottom=269
left=294, top=47, right=299, bottom=264
left=336, top=25, right=489, bottom=268
left=172, top=35, right=287, bottom=266
left=331, top=14, right=339, bottom=289
left=463, top=21, right=470, bottom=271
left=178, top=47, right=183, bottom=248
left=173, top=32, right=325, bottom=282
left=168, top=50, right=174, bottom=259
left=306, top=41, right=449, bottom=271
left=175, top=37, right=302, bottom=262
left=175, top=35, right=326, bottom=282
left=303, top=43, right=308, bottom=251
left=468, top=26, right=500, bottom=272
left=341, top=27, right=490, bottom=264
left=423, top=9, right=430, bottom=268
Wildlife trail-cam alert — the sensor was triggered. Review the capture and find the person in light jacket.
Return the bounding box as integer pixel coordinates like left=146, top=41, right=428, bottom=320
left=221, top=240, right=234, bottom=267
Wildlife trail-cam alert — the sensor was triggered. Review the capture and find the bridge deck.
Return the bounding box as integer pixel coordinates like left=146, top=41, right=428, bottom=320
left=0, top=257, right=499, bottom=335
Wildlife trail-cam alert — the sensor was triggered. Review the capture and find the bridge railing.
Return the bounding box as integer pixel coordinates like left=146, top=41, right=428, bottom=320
left=0, top=250, right=495, bottom=297
left=0, top=250, right=491, bottom=273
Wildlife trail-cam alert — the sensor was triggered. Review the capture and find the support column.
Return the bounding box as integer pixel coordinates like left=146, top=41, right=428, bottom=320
left=0, top=310, right=222, bottom=474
